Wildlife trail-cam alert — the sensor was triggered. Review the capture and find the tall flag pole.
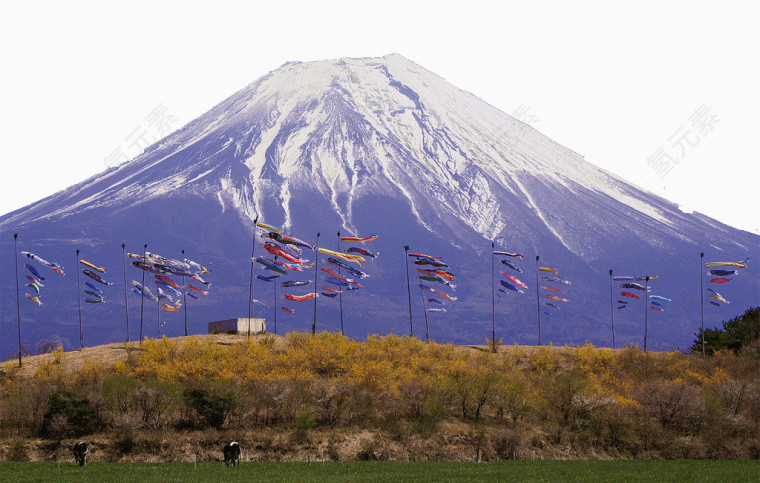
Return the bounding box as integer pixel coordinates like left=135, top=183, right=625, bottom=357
left=182, top=249, right=188, bottom=337
left=121, top=243, right=130, bottom=342
left=420, top=277, right=430, bottom=343
left=13, top=233, right=22, bottom=367
left=76, top=249, right=83, bottom=350
left=312, top=232, right=320, bottom=335
left=643, top=275, right=650, bottom=352
left=409, top=251, right=455, bottom=343
left=404, top=245, right=413, bottom=337
left=156, top=288, right=161, bottom=337
left=491, top=242, right=495, bottom=347
left=609, top=269, right=616, bottom=349
left=700, top=252, right=705, bottom=356
left=337, top=232, right=344, bottom=335
left=248, top=216, right=258, bottom=339
left=139, top=243, right=147, bottom=342
left=535, top=255, right=542, bottom=346
left=273, top=269, right=278, bottom=335
left=700, top=255, right=750, bottom=352
left=494, top=250, right=527, bottom=344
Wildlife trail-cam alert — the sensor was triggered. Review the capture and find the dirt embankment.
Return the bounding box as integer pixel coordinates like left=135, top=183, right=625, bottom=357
left=1, top=422, right=592, bottom=464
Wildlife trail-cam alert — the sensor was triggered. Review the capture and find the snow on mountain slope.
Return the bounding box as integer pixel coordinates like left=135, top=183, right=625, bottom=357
left=1, top=54, right=757, bottom=356
left=3, top=56, right=677, bottom=244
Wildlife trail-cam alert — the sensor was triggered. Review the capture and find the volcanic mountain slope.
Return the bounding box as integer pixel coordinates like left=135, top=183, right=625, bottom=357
left=0, top=54, right=757, bottom=357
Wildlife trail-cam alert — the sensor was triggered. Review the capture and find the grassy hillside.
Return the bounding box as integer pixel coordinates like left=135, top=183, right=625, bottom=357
left=0, top=333, right=758, bottom=462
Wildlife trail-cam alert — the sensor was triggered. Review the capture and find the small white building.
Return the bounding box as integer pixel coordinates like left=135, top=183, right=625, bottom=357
left=208, top=318, right=266, bottom=335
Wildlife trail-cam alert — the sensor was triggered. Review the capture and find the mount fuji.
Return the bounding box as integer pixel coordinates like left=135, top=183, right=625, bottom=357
left=1, top=54, right=757, bottom=357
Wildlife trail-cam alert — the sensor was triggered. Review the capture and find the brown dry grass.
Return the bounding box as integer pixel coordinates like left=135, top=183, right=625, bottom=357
left=0, top=333, right=286, bottom=380
left=2, top=334, right=625, bottom=380
left=2, top=333, right=637, bottom=383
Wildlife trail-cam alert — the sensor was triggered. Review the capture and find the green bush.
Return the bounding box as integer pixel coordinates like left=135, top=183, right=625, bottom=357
left=6, top=438, right=28, bottom=461
left=103, top=374, right=137, bottom=415
left=41, top=391, right=98, bottom=439
left=182, top=388, right=233, bottom=429
left=295, top=410, right=317, bottom=431
left=693, top=307, right=760, bottom=354
left=541, top=371, right=590, bottom=427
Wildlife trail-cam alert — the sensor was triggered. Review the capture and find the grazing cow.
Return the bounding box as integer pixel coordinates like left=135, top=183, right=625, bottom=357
left=223, top=441, right=241, bottom=467
left=72, top=441, right=88, bottom=466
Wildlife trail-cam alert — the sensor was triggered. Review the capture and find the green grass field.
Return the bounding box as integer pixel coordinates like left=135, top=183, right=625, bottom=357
left=0, top=460, right=757, bottom=482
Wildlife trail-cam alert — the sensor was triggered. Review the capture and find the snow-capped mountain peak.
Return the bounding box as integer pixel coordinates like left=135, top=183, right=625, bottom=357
left=1, top=54, right=756, bottom=353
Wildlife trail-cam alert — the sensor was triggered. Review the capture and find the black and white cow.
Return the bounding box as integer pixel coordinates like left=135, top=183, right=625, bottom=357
left=72, top=441, right=88, bottom=466
left=223, top=441, right=241, bottom=467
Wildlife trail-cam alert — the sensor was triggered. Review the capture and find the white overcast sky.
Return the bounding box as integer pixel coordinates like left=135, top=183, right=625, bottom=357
left=1, top=1, right=758, bottom=234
